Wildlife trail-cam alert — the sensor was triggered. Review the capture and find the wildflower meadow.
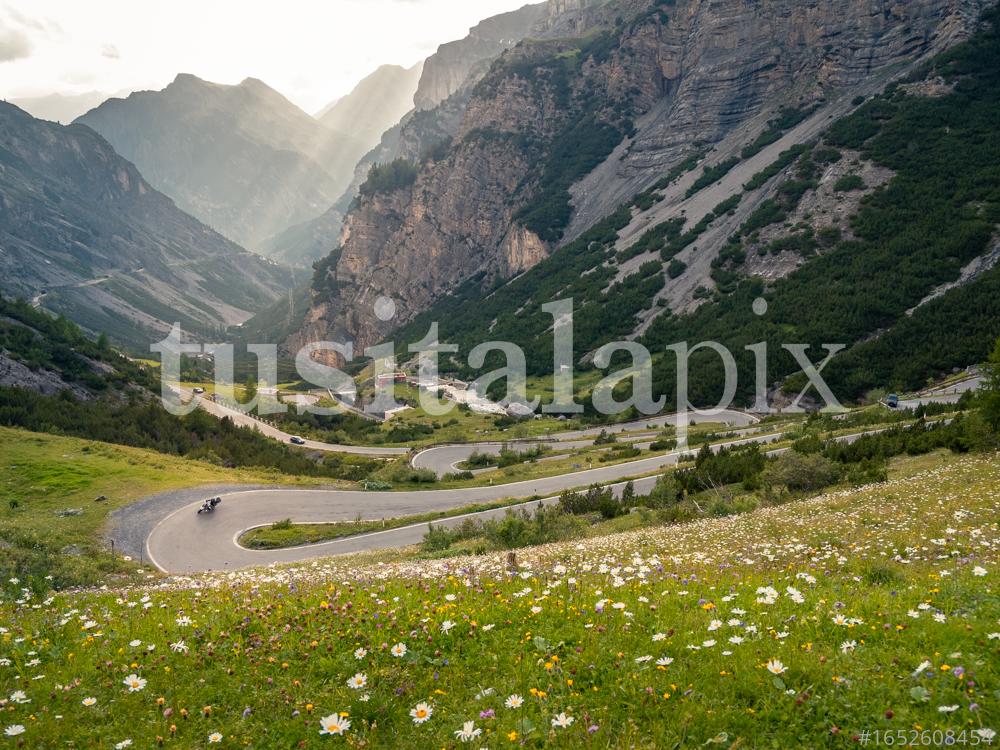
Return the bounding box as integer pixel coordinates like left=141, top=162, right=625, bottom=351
left=1, top=453, right=997, bottom=748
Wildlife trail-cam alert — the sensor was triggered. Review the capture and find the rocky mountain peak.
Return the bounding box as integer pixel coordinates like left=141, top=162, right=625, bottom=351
left=291, top=0, right=991, bottom=361
left=413, top=2, right=548, bottom=110
left=75, top=72, right=366, bottom=249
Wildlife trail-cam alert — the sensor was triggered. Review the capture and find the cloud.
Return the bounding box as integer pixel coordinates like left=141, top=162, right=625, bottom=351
left=5, top=7, right=49, bottom=32
left=0, top=26, right=32, bottom=62
left=102, top=43, right=120, bottom=59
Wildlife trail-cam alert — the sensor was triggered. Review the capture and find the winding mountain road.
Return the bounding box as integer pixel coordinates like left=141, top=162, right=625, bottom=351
left=179, top=388, right=407, bottom=456
left=411, top=408, right=759, bottom=477
left=132, top=384, right=976, bottom=574
left=142, top=430, right=782, bottom=574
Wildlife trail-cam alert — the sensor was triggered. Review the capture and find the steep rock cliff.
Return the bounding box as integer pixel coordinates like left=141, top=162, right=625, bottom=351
left=295, top=0, right=988, bottom=358
left=414, top=3, right=550, bottom=110
left=565, top=0, right=991, bottom=238
left=265, top=4, right=549, bottom=267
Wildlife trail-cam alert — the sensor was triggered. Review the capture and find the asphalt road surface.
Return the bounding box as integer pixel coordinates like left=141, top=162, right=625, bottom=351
left=144, top=430, right=784, bottom=574
left=411, top=409, right=759, bottom=477
left=136, top=392, right=949, bottom=574
left=895, top=375, right=983, bottom=410
left=178, top=388, right=407, bottom=456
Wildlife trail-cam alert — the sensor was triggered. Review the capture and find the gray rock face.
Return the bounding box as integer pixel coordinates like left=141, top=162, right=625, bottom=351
left=0, top=351, right=91, bottom=399
left=565, top=0, right=990, bottom=239
left=294, top=0, right=987, bottom=358
left=269, top=4, right=551, bottom=269
left=414, top=3, right=549, bottom=110
left=289, top=137, right=548, bottom=356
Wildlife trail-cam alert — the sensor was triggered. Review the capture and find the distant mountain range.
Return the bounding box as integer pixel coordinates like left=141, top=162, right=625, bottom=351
left=317, top=63, right=424, bottom=156
left=75, top=75, right=366, bottom=250
left=8, top=90, right=124, bottom=125
left=0, top=101, right=296, bottom=351
left=259, top=64, right=425, bottom=266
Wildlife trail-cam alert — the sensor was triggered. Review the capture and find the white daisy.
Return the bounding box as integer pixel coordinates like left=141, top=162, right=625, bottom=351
left=454, top=720, right=482, bottom=742
left=410, top=702, right=433, bottom=724
left=346, top=672, right=367, bottom=690
left=552, top=712, right=574, bottom=728
left=319, top=713, right=351, bottom=736
left=123, top=674, right=146, bottom=692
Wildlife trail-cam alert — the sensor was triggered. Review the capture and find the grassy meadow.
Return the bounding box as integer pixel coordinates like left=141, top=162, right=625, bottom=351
left=0, top=427, right=333, bottom=589
left=0, top=451, right=996, bottom=748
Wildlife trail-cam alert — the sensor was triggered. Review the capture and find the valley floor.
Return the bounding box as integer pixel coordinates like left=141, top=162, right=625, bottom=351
left=1, top=451, right=996, bottom=747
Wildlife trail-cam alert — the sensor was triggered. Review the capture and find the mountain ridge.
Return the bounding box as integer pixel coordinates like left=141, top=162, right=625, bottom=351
left=75, top=74, right=366, bottom=250
left=260, top=2, right=550, bottom=265
left=0, top=101, right=295, bottom=351
left=385, top=3, right=1000, bottom=406
left=295, top=0, right=990, bottom=362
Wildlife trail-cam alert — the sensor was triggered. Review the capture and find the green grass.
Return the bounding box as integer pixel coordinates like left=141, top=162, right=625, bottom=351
left=0, top=427, right=333, bottom=589
left=0, top=451, right=996, bottom=747
left=238, top=500, right=516, bottom=550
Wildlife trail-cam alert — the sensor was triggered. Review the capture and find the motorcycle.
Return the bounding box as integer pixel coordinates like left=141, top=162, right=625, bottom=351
left=197, top=497, right=223, bottom=515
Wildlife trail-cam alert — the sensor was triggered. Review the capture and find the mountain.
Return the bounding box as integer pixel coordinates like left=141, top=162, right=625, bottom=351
left=292, top=0, right=998, bottom=402
left=353, top=2, right=550, bottom=193
left=414, top=2, right=550, bottom=111
left=317, top=63, right=423, bottom=155
left=258, top=209, right=344, bottom=267
left=259, top=63, right=424, bottom=266
left=0, top=293, right=154, bottom=398
left=313, top=97, right=341, bottom=120
left=8, top=91, right=119, bottom=124
left=261, top=2, right=548, bottom=266
left=75, top=74, right=367, bottom=249
left=0, top=101, right=295, bottom=351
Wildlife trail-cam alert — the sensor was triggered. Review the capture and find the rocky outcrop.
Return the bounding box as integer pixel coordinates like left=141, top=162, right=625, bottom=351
left=295, top=0, right=989, bottom=357
left=565, top=0, right=991, bottom=238
left=0, top=351, right=92, bottom=399
left=414, top=3, right=549, bottom=110
left=499, top=225, right=550, bottom=277
left=541, top=0, right=615, bottom=35
left=287, top=131, right=543, bottom=354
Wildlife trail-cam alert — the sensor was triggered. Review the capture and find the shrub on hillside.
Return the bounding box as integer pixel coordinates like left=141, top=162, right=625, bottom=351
left=762, top=452, right=842, bottom=492
left=359, top=159, right=419, bottom=197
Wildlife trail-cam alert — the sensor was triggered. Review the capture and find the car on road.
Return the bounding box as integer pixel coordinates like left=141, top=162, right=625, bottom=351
left=886, top=393, right=899, bottom=408
left=289, top=436, right=306, bottom=445
left=192, top=387, right=205, bottom=395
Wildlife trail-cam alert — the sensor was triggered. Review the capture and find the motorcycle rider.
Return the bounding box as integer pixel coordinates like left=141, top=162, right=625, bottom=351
left=198, top=497, right=223, bottom=514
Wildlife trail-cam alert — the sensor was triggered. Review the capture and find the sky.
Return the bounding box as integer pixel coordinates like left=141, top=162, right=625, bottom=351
left=0, top=0, right=532, bottom=113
